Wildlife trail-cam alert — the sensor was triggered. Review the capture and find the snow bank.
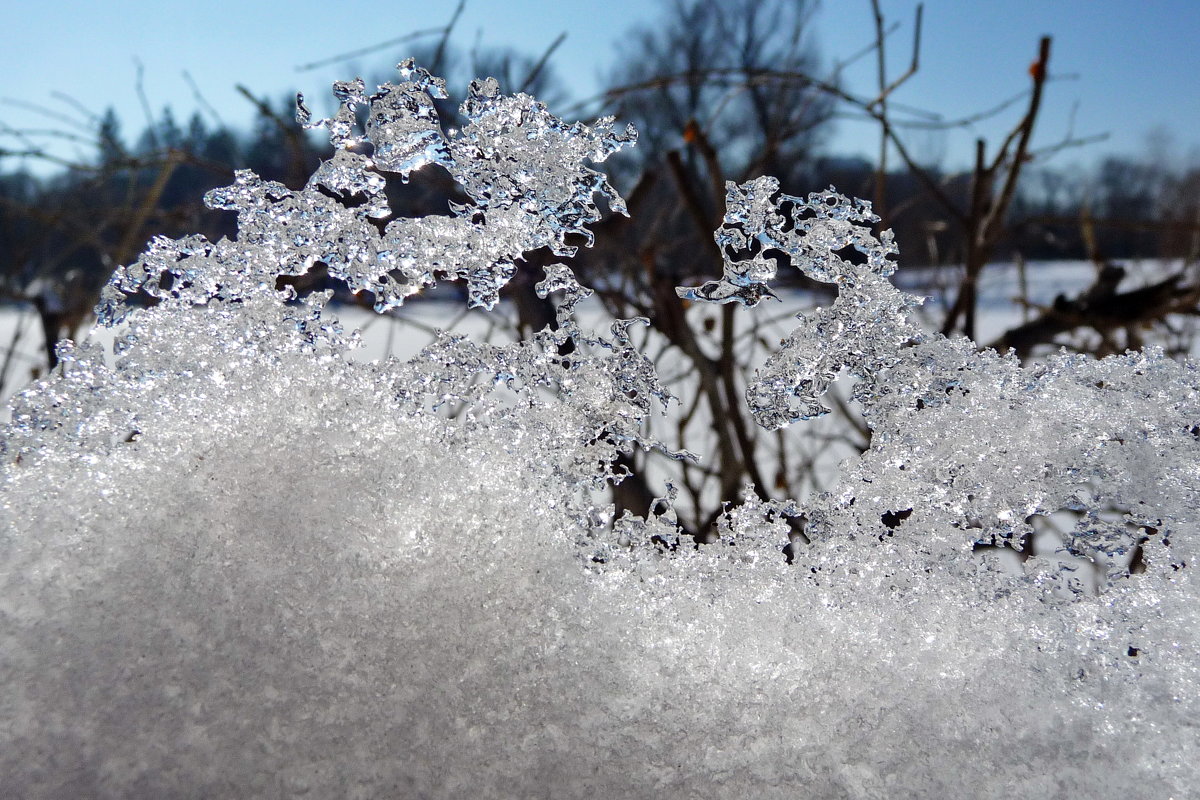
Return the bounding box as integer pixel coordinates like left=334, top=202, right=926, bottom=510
left=1, top=64, right=1196, bottom=798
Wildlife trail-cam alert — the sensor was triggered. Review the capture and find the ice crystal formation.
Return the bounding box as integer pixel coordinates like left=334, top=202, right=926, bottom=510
left=98, top=58, right=634, bottom=322
left=700, top=176, right=1198, bottom=586
left=1, top=64, right=1197, bottom=798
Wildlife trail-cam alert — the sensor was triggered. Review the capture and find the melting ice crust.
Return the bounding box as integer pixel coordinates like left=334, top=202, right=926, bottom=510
left=1, top=62, right=1196, bottom=797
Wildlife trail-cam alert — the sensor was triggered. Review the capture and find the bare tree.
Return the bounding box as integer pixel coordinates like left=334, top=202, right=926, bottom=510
left=604, top=0, right=833, bottom=186
left=538, top=0, right=843, bottom=534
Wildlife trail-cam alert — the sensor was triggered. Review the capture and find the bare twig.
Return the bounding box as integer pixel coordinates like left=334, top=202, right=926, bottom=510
left=866, top=2, right=922, bottom=111
left=940, top=36, right=1053, bottom=339
left=0, top=97, right=92, bottom=133
left=182, top=71, right=227, bottom=129
left=519, top=32, right=567, bottom=93
left=0, top=127, right=95, bottom=147
left=832, top=20, right=901, bottom=76
left=235, top=85, right=289, bottom=135
left=868, top=1, right=924, bottom=225
left=431, top=0, right=467, bottom=75
left=1028, top=131, right=1109, bottom=160
left=133, top=58, right=159, bottom=152
left=112, top=148, right=183, bottom=268
left=49, top=91, right=99, bottom=125
left=296, top=28, right=446, bottom=72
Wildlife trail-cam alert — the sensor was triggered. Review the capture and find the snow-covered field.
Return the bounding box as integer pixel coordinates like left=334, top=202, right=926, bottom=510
left=0, top=258, right=1146, bottom=407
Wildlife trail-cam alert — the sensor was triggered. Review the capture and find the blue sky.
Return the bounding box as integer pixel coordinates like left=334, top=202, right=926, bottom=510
left=2, top=0, right=1198, bottom=174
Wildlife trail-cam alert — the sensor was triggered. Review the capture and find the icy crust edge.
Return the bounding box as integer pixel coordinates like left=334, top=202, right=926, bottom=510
left=4, top=267, right=692, bottom=529
left=96, top=58, right=636, bottom=324
left=676, top=176, right=1200, bottom=600
left=4, top=62, right=678, bottom=527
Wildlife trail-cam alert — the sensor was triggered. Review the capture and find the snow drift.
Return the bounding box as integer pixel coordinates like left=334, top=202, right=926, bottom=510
left=1, top=63, right=1196, bottom=798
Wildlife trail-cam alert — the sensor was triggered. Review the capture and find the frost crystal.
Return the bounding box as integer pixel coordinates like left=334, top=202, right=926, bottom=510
left=2, top=65, right=1198, bottom=799
left=677, top=177, right=897, bottom=308
left=680, top=179, right=914, bottom=426
left=98, top=59, right=634, bottom=320
left=704, top=176, right=1200, bottom=596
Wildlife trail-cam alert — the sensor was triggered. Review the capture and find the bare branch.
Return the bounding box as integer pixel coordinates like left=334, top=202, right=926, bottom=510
left=295, top=27, right=446, bottom=73
left=49, top=91, right=99, bottom=125
left=0, top=97, right=92, bottom=133
left=866, top=2, right=922, bottom=111
left=431, top=0, right=467, bottom=75
left=519, top=32, right=567, bottom=94
left=182, top=70, right=227, bottom=129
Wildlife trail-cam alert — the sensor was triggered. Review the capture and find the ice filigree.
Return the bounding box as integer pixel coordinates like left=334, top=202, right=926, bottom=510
left=6, top=64, right=676, bottom=511
left=676, top=176, right=897, bottom=308
left=97, top=58, right=635, bottom=322
left=685, top=176, right=1200, bottom=601
left=679, top=178, right=914, bottom=427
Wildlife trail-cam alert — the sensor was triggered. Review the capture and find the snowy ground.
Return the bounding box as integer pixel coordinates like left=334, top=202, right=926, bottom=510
left=1, top=258, right=1178, bottom=518
left=5, top=66, right=1196, bottom=797
left=0, top=259, right=1143, bottom=408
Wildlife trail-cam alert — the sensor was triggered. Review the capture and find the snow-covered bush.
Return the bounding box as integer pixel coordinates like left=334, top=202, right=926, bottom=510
left=1, top=63, right=1196, bottom=798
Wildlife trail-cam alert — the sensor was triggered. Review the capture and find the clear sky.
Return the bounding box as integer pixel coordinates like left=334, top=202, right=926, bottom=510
left=2, top=0, right=1198, bottom=174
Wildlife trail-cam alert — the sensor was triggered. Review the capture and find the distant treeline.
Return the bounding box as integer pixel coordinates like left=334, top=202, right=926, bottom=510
left=5, top=101, right=1199, bottom=301
left=812, top=152, right=1200, bottom=267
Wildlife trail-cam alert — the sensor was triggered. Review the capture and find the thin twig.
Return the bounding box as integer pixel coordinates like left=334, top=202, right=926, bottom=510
left=1028, top=131, right=1109, bottom=160
left=866, top=2, right=922, bottom=111
left=431, top=0, right=467, bottom=75
left=0, top=97, right=91, bottom=133
left=832, top=20, right=901, bottom=76
left=519, top=32, right=567, bottom=94
left=113, top=148, right=183, bottom=268
left=182, top=70, right=227, bottom=129
left=0, top=128, right=95, bottom=146
left=236, top=85, right=290, bottom=136
left=296, top=28, right=446, bottom=72
left=870, top=0, right=890, bottom=222
left=49, top=91, right=99, bottom=125
left=133, top=58, right=159, bottom=151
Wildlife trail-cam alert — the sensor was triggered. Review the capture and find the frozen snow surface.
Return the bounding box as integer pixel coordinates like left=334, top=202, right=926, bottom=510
left=2, top=65, right=1198, bottom=799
